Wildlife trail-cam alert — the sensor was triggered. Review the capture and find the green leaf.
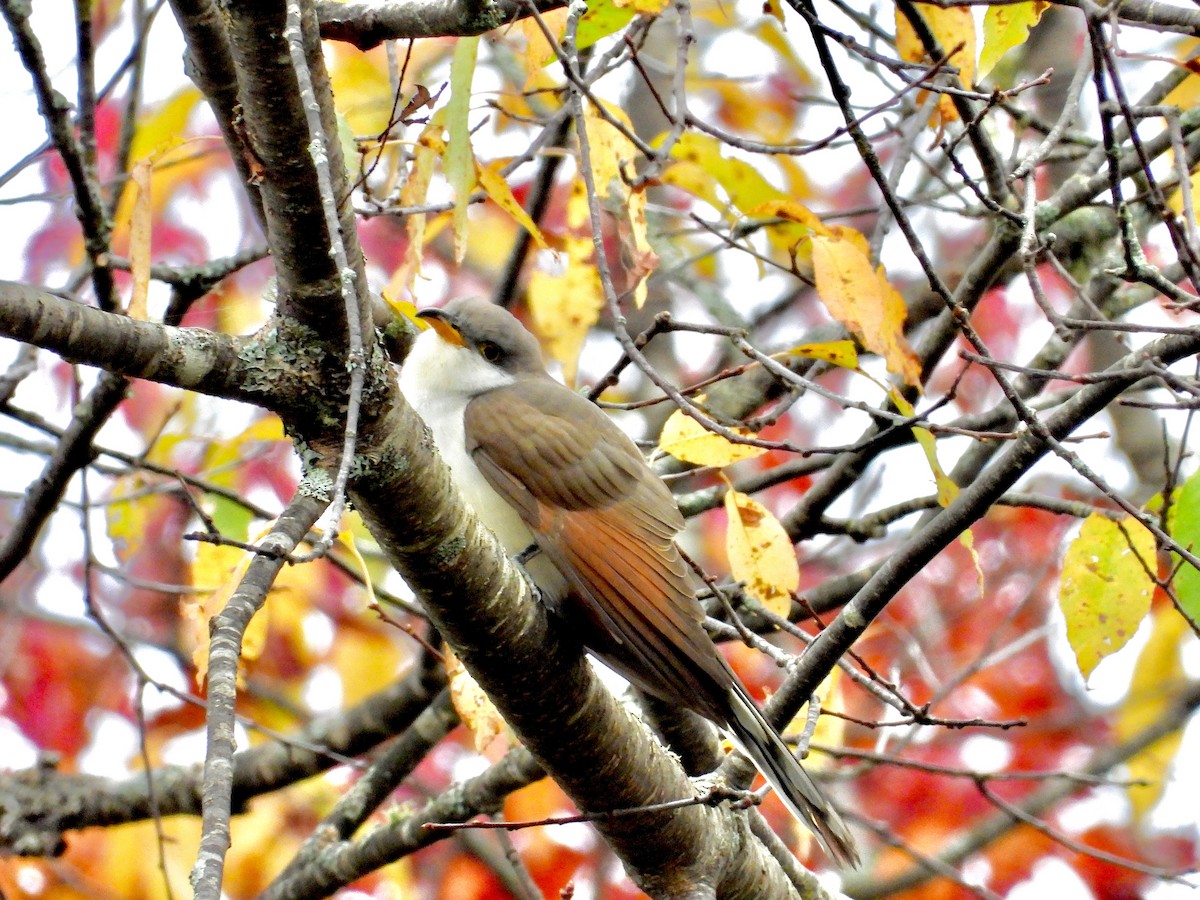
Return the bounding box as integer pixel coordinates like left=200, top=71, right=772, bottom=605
left=1170, top=467, right=1200, bottom=625
left=577, top=1, right=636, bottom=50
left=209, top=494, right=253, bottom=543
left=1059, top=512, right=1156, bottom=680
left=446, top=36, right=480, bottom=263
left=978, top=2, right=1049, bottom=82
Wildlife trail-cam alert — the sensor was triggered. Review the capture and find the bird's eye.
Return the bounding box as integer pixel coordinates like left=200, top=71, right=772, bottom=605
left=479, top=341, right=502, bottom=363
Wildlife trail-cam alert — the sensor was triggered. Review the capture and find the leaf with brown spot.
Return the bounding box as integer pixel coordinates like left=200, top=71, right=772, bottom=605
left=724, top=487, right=798, bottom=618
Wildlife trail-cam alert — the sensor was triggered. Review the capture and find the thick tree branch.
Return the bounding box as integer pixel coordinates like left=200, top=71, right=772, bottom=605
left=167, top=0, right=268, bottom=232
left=149, top=1, right=827, bottom=894
left=1051, top=0, right=1200, bottom=36
left=316, top=0, right=568, bottom=49
left=345, top=391, right=813, bottom=897
left=0, top=282, right=268, bottom=409
left=218, top=1, right=370, bottom=339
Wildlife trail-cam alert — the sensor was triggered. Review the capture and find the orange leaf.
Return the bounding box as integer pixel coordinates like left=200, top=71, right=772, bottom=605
left=476, top=158, right=549, bottom=251
left=811, top=230, right=922, bottom=387
left=895, top=3, right=975, bottom=126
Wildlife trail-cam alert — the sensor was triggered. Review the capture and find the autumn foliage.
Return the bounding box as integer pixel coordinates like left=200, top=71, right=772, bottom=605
left=0, top=0, right=1198, bottom=898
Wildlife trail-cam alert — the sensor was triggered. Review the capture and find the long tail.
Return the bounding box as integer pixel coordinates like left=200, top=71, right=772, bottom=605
left=725, top=686, right=860, bottom=867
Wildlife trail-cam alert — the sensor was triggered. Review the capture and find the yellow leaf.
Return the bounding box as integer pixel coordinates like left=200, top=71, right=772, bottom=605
left=1115, top=605, right=1190, bottom=817
left=897, top=382, right=980, bottom=574
left=331, top=626, right=406, bottom=707
left=126, top=86, right=203, bottom=172
left=521, top=0, right=663, bottom=74
left=476, top=158, right=549, bottom=251
left=1058, top=513, right=1156, bottom=681
left=1163, top=46, right=1200, bottom=110
left=613, top=0, right=669, bottom=12
left=761, top=0, right=785, bottom=29
left=528, top=180, right=603, bottom=385
left=748, top=198, right=828, bottom=235
left=446, top=36, right=479, bottom=264
left=978, top=1, right=1049, bottom=81
left=895, top=3, right=975, bottom=126
left=892, top=389, right=957, bottom=507
left=622, top=184, right=658, bottom=308
left=327, top=45, right=394, bottom=134
left=788, top=339, right=858, bottom=369
left=127, top=159, right=152, bottom=320
left=390, top=114, right=443, bottom=293
left=748, top=198, right=829, bottom=264
left=663, top=132, right=781, bottom=216
left=111, top=88, right=206, bottom=262
left=827, top=223, right=871, bottom=256
left=582, top=102, right=658, bottom=306
left=183, top=541, right=260, bottom=686
left=110, top=87, right=204, bottom=251
left=724, top=488, right=798, bottom=618
left=519, top=9, right=567, bottom=75
left=445, top=646, right=506, bottom=752
left=811, top=231, right=922, bottom=387
left=385, top=295, right=429, bottom=331
left=578, top=0, right=637, bottom=49
left=106, top=473, right=153, bottom=563
left=659, top=405, right=767, bottom=467
left=660, top=158, right=722, bottom=209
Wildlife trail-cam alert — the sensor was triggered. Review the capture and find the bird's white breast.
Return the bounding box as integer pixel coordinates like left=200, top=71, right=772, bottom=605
left=399, top=330, right=540, bottom=558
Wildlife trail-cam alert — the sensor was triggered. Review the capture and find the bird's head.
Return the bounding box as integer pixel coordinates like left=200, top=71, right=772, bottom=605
left=406, top=298, right=547, bottom=398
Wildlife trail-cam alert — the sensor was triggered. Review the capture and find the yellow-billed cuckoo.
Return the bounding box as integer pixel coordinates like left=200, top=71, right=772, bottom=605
left=399, top=297, right=858, bottom=866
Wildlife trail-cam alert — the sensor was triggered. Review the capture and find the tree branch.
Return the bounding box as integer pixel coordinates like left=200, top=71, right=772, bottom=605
left=782, top=327, right=1200, bottom=713
left=316, top=0, right=568, bottom=50
left=0, top=282, right=264, bottom=408
left=0, top=666, right=446, bottom=855
left=191, top=490, right=328, bottom=898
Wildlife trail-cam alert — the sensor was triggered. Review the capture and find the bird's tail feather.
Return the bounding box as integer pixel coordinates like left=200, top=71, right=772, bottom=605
left=725, top=687, right=859, bottom=868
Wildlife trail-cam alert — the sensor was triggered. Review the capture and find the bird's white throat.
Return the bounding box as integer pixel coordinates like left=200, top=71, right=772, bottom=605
left=399, top=328, right=550, bottom=581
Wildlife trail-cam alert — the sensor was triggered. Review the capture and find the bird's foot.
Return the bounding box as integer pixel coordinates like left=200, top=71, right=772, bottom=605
left=511, top=543, right=544, bottom=604
left=691, top=773, right=760, bottom=812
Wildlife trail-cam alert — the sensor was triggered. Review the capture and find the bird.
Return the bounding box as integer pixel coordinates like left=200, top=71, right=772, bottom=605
left=398, top=297, right=858, bottom=866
